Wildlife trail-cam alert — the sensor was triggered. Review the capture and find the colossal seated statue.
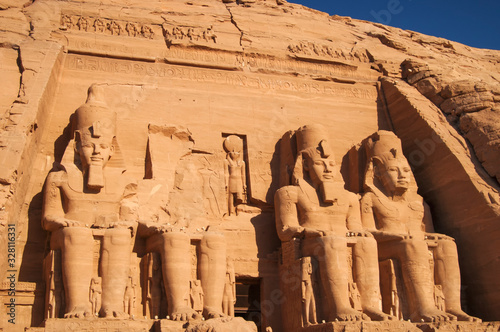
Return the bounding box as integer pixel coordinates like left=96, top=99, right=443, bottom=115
left=42, top=85, right=136, bottom=318
left=360, top=130, right=480, bottom=323
left=275, top=124, right=394, bottom=323
left=137, top=125, right=228, bottom=322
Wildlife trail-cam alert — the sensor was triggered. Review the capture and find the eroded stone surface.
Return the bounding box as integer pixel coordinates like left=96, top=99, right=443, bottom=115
left=0, top=0, right=500, bottom=331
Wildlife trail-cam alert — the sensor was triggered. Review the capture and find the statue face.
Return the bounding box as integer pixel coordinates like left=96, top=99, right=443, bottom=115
left=229, top=151, right=240, bottom=161
left=305, top=154, right=337, bottom=188
left=378, top=159, right=411, bottom=194
left=77, top=133, right=114, bottom=169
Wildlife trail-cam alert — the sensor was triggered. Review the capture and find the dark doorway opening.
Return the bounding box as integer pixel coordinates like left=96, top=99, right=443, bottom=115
left=234, top=279, right=261, bottom=331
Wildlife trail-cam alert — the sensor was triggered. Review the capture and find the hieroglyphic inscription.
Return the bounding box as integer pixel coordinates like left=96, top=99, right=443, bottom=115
left=66, top=35, right=378, bottom=81
left=60, top=14, right=156, bottom=39
left=288, top=41, right=371, bottom=63
left=65, top=54, right=378, bottom=100
left=163, top=48, right=364, bottom=79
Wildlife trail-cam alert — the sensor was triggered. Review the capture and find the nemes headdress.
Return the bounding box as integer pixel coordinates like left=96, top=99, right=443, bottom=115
left=61, top=84, right=125, bottom=172
left=364, top=130, right=416, bottom=194
left=296, top=124, right=333, bottom=159
left=292, top=124, right=334, bottom=184
left=366, top=130, right=405, bottom=165
left=74, top=85, right=117, bottom=140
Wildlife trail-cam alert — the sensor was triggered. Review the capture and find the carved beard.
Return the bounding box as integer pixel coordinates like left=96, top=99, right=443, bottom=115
left=320, top=181, right=336, bottom=203
left=87, top=163, right=105, bottom=190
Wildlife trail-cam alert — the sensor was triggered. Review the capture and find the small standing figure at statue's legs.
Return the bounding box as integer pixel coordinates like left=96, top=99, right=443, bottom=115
left=301, top=257, right=318, bottom=326
left=222, top=258, right=236, bottom=316
left=124, top=275, right=136, bottom=316
left=90, top=277, right=102, bottom=317
left=190, top=280, right=204, bottom=315
left=223, top=135, right=246, bottom=216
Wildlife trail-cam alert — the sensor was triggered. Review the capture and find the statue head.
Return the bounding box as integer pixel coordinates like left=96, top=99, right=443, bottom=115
left=294, top=124, right=339, bottom=203
left=73, top=85, right=117, bottom=190
left=367, top=131, right=411, bottom=196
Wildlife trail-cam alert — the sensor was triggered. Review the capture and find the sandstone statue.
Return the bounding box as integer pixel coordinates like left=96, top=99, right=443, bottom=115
left=138, top=126, right=228, bottom=322
left=224, top=135, right=247, bottom=216
left=301, top=256, right=318, bottom=326
left=222, top=258, right=236, bottom=316
left=90, top=277, right=102, bottom=317
left=190, top=280, right=204, bottom=314
left=138, top=225, right=227, bottom=321
left=360, top=130, right=480, bottom=323
left=275, top=124, right=394, bottom=322
left=42, top=85, right=137, bottom=318
left=144, top=253, right=163, bottom=319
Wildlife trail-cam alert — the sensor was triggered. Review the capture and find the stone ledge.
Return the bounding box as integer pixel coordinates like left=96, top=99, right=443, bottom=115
left=44, top=318, right=154, bottom=332
left=300, top=321, right=500, bottom=332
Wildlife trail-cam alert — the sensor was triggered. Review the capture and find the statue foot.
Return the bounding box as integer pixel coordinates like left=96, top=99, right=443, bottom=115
left=363, top=307, right=396, bottom=321
left=410, top=309, right=456, bottom=322
left=447, top=308, right=481, bottom=322
left=64, top=306, right=92, bottom=318
left=100, top=308, right=129, bottom=319
left=171, top=306, right=202, bottom=321
left=335, top=307, right=368, bottom=322
left=203, top=306, right=228, bottom=320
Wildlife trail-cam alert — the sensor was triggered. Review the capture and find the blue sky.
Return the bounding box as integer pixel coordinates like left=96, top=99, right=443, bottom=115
left=290, top=0, right=500, bottom=51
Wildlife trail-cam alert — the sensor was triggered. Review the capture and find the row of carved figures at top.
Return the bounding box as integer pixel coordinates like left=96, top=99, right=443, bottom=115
left=163, top=25, right=217, bottom=43
left=40, top=85, right=480, bottom=325
left=60, top=15, right=155, bottom=39
left=287, top=41, right=371, bottom=63
left=59, top=14, right=217, bottom=44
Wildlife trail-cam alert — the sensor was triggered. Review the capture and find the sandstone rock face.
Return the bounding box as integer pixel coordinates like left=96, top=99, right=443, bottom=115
left=0, top=0, right=499, bottom=331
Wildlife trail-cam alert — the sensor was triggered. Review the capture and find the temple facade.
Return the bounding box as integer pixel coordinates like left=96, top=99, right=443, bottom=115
left=1, top=1, right=500, bottom=331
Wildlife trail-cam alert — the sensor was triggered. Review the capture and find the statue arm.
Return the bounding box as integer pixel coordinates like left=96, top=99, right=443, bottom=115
left=231, top=272, right=236, bottom=303
left=224, top=159, right=229, bottom=189
left=241, top=161, right=247, bottom=193
left=346, top=193, right=364, bottom=231
left=42, top=172, right=71, bottom=231
left=360, top=193, right=408, bottom=241
left=115, top=183, right=140, bottom=235
left=274, top=187, right=304, bottom=242
left=422, top=201, right=435, bottom=233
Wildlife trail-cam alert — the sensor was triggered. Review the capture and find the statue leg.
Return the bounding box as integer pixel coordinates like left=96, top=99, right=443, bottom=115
left=309, top=289, right=318, bottom=324
left=158, top=232, right=200, bottom=321
left=51, top=227, right=93, bottom=318
left=379, top=239, right=452, bottom=322
left=303, top=236, right=363, bottom=322
left=228, top=192, right=235, bottom=216
left=199, top=232, right=227, bottom=319
left=433, top=239, right=480, bottom=322
left=353, top=237, right=395, bottom=321
left=100, top=228, right=132, bottom=318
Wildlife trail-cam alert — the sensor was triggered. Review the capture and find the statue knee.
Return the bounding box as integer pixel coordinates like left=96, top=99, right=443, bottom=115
left=401, top=239, right=427, bottom=260
left=104, top=228, right=132, bottom=246
left=201, top=232, right=226, bottom=251
left=320, top=235, right=347, bottom=253
left=61, top=227, right=92, bottom=247
left=356, top=236, right=377, bottom=248
left=161, top=231, right=190, bottom=249
left=435, top=238, right=458, bottom=258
